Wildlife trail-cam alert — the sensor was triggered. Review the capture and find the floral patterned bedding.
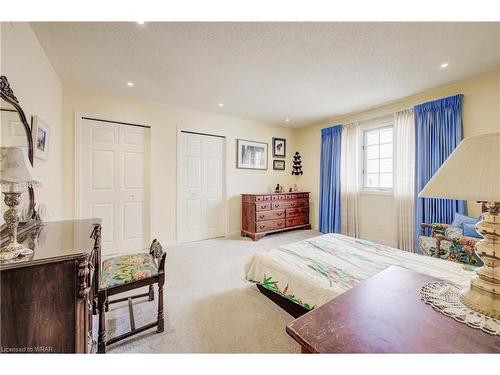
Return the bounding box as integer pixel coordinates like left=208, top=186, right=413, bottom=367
left=245, top=233, right=476, bottom=310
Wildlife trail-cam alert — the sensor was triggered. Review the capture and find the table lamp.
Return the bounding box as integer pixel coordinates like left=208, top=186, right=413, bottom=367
left=0, top=147, right=41, bottom=260
left=419, top=132, right=500, bottom=319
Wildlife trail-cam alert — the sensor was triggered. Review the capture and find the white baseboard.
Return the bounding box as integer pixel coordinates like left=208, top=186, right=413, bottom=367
left=227, top=230, right=242, bottom=238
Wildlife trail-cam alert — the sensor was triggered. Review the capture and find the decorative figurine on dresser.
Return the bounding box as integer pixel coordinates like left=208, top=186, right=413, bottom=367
left=0, top=76, right=102, bottom=353
left=241, top=192, right=311, bottom=240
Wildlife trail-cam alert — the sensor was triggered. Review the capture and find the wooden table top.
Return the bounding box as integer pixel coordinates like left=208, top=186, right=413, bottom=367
left=0, top=219, right=100, bottom=271
left=286, top=266, right=500, bottom=353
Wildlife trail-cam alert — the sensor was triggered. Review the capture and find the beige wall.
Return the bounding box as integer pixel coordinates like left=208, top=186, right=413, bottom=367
left=62, top=86, right=296, bottom=244
left=1, top=22, right=296, bottom=247
left=295, top=70, right=500, bottom=246
left=3, top=22, right=499, bottom=249
left=1, top=22, right=63, bottom=220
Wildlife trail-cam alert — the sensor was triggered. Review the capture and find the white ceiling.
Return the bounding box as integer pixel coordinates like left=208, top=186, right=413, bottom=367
left=31, top=22, right=500, bottom=128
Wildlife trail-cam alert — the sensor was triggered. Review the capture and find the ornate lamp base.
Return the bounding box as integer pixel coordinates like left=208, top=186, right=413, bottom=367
left=1, top=190, right=34, bottom=261
left=459, top=201, right=500, bottom=319
left=0, top=242, right=33, bottom=260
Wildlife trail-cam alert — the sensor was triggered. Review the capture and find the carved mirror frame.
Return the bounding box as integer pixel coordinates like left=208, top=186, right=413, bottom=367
left=1, top=75, right=39, bottom=242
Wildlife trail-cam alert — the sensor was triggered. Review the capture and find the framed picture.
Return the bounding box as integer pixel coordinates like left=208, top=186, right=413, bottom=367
left=237, top=139, right=268, bottom=170
left=273, top=159, right=285, bottom=170
left=31, top=115, right=50, bottom=160
left=272, top=137, right=286, bottom=157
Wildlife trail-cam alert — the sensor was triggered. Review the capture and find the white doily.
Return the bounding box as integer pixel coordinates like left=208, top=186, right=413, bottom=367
left=419, top=281, right=500, bottom=336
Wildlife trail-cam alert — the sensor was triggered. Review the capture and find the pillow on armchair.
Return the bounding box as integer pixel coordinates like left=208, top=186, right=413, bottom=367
left=462, top=222, right=482, bottom=238
left=418, top=215, right=483, bottom=266
left=437, top=236, right=483, bottom=266
left=451, top=212, right=479, bottom=229
left=444, top=225, right=463, bottom=239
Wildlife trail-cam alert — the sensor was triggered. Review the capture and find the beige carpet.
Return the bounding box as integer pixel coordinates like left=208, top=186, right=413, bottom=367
left=106, top=229, right=321, bottom=353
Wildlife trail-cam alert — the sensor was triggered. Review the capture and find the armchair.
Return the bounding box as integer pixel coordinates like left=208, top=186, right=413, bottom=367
left=418, top=223, right=482, bottom=266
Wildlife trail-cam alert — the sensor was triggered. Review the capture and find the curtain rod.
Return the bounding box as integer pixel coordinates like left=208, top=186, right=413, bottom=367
left=342, top=106, right=413, bottom=126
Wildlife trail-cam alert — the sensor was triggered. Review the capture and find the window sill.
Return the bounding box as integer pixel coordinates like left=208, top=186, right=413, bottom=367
left=360, top=189, right=393, bottom=196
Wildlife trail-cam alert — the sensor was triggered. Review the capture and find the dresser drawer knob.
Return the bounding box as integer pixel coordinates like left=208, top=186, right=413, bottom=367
left=277, top=212, right=283, bottom=216
left=259, top=225, right=265, bottom=229
left=275, top=204, right=280, bottom=208
left=278, top=222, right=283, bottom=226
left=259, top=215, right=265, bottom=219
left=260, top=205, right=266, bottom=209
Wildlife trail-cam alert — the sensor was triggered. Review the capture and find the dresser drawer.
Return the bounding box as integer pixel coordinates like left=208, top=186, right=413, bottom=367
left=255, top=195, right=272, bottom=202
left=286, top=207, right=309, bottom=218
left=297, top=198, right=309, bottom=207
left=286, top=216, right=308, bottom=227
left=273, top=200, right=306, bottom=210
left=278, top=195, right=286, bottom=200
left=255, top=219, right=285, bottom=232
left=256, top=209, right=285, bottom=221
left=255, top=202, right=271, bottom=211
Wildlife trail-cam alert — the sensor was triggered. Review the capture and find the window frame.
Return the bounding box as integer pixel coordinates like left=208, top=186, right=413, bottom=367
left=360, top=122, right=394, bottom=195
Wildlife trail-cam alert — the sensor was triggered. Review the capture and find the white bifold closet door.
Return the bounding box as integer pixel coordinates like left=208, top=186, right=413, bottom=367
left=79, top=118, right=150, bottom=257
left=179, top=132, right=225, bottom=243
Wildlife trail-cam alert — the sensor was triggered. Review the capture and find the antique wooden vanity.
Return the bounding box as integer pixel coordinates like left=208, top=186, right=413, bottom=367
left=0, top=76, right=102, bottom=353
left=0, top=219, right=102, bottom=353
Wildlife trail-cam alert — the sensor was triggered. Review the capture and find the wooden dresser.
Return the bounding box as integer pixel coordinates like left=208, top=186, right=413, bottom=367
left=241, top=192, right=311, bottom=240
left=0, top=219, right=101, bottom=354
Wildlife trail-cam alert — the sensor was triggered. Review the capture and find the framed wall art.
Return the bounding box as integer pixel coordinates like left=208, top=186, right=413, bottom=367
left=31, top=115, right=50, bottom=160
left=272, top=137, right=286, bottom=157
left=237, top=139, right=268, bottom=170
left=273, top=159, right=285, bottom=170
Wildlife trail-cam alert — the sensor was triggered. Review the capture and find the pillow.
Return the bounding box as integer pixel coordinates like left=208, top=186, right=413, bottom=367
left=444, top=226, right=463, bottom=239
left=462, top=222, right=482, bottom=238
left=451, top=213, right=479, bottom=228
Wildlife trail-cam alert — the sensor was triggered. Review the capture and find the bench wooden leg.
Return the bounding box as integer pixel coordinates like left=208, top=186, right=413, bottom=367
left=148, top=284, right=154, bottom=301
left=98, top=291, right=107, bottom=354
left=157, top=276, right=165, bottom=333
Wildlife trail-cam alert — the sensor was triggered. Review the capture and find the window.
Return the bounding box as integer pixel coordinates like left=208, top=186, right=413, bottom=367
left=362, top=125, right=393, bottom=191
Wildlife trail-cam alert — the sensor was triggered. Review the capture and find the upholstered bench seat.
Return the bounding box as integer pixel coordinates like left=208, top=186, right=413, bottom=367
left=97, top=240, right=166, bottom=353
left=100, top=253, right=159, bottom=289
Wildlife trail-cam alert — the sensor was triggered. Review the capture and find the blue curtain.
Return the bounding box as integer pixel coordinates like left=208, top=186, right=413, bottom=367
left=319, top=125, right=343, bottom=233
left=414, top=94, right=466, bottom=249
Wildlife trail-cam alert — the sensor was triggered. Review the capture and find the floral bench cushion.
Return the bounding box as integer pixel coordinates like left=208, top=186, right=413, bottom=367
left=100, top=253, right=158, bottom=289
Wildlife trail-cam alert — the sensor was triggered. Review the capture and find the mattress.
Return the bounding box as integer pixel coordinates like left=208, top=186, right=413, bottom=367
left=245, top=233, right=475, bottom=310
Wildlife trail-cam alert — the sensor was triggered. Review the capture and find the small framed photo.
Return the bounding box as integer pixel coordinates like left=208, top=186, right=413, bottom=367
left=31, top=115, right=50, bottom=160
left=237, top=139, right=268, bottom=170
left=272, top=137, right=286, bottom=157
left=273, top=159, right=285, bottom=170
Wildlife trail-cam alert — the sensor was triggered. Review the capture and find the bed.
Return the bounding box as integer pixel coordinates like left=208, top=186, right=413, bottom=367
left=245, top=233, right=476, bottom=317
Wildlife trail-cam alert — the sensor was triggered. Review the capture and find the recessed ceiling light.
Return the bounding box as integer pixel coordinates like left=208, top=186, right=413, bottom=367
left=440, top=62, right=449, bottom=68
left=127, top=81, right=134, bottom=87
left=285, top=118, right=291, bottom=122
left=218, top=102, right=224, bottom=107
left=136, top=21, right=145, bottom=25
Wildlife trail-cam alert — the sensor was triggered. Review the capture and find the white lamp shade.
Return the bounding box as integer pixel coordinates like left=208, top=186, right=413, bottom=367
left=0, top=147, right=41, bottom=186
left=419, top=133, right=500, bottom=202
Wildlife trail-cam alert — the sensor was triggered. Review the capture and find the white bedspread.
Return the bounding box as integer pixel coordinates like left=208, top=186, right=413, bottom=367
left=245, top=233, right=475, bottom=309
